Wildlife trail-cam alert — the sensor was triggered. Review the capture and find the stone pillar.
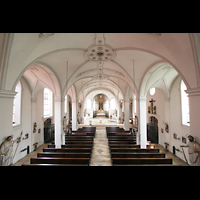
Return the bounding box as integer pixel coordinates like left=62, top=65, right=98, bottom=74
left=124, top=99, right=130, bottom=131
left=72, top=100, right=78, bottom=131
left=139, top=97, right=147, bottom=148
left=0, top=90, right=16, bottom=144
left=54, top=98, right=62, bottom=148
left=186, top=88, right=200, bottom=142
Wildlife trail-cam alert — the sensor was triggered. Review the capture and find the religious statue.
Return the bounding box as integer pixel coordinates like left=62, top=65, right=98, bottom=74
left=62, top=116, right=68, bottom=132
left=180, top=135, right=200, bottom=166
left=0, top=131, right=23, bottom=166
left=149, top=98, right=156, bottom=114
left=33, top=122, right=37, bottom=133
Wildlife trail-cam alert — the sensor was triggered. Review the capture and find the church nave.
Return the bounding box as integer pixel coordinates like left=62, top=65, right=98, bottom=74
left=1, top=33, right=200, bottom=166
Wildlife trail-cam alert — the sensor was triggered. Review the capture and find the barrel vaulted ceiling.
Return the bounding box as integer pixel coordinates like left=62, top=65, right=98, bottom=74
left=6, top=33, right=196, bottom=101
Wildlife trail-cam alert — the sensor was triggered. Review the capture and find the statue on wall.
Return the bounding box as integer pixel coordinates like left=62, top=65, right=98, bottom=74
left=180, top=135, right=200, bottom=166
left=0, top=131, right=23, bottom=166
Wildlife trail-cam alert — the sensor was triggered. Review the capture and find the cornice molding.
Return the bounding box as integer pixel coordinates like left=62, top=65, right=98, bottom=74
left=0, top=90, right=17, bottom=98
left=39, top=33, right=55, bottom=38
left=185, top=87, right=200, bottom=97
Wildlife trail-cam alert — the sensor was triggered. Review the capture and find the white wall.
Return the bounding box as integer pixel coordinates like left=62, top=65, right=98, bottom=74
left=169, top=76, right=190, bottom=162
left=13, top=78, right=32, bottom=163
left=145, top=77, right=190, bottom=163
left=12, top=80, right=55, bottom=164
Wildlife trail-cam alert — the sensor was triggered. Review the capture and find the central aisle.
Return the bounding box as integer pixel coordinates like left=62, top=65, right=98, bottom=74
left=90, top=126, right=112, bottom=166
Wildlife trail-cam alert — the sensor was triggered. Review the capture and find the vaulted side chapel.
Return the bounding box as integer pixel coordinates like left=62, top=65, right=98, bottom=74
left=0, top=33, right=200, bottom=166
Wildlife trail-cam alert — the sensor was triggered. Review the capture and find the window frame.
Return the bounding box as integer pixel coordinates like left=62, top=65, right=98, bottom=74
left=43, top=88, right=53, bottom=118
left=13, top=81, right=22, bottom=127
left=181, top=80, right=190, bottom=127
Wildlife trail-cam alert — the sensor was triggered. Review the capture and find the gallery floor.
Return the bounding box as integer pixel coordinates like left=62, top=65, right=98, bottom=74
left=14, top=117, right=188, bottom=166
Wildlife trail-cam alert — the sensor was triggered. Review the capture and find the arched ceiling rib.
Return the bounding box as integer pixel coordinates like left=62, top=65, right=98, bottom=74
left=140, top=62, right=179, bottom=98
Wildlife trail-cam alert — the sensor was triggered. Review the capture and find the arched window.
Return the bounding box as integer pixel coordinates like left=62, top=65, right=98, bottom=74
left=87, top=99, right=91, bottom=109
left=134, top=94, right=136, bottom=114
left=181, top=80, right=190, bottom=126
left=13, top=81, right=21, bottom=126
left=150, top=88, right=156, bottom=96
left=65, top=95, right=68, bottom=113
left=110, top=98, right=115, bottom=110
left=44, top=88, right=53, bottom=117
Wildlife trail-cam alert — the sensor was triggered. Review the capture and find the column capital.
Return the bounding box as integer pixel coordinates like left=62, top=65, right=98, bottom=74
left=139, top=97, right=147, bottom=102
left=0, top=90, right=17, bottom=99
left=54, top=97, right=62, bottom=102
left=185, top=87, right=200, bottom=97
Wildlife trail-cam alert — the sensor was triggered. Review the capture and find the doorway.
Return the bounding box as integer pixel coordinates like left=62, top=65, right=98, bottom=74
left=147, top=116, right=158, bottom=143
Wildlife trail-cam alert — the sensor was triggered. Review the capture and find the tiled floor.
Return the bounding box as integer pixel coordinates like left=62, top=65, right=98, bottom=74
left=90, top=126, right=112, bottom=166
left=14, top=117, right=188, bottom=166
left=153, top=143, right=188, bottom=166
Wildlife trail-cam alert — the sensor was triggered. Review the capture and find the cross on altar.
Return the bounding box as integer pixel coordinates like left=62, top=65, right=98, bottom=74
left=149, top=98, right=156, bottom=114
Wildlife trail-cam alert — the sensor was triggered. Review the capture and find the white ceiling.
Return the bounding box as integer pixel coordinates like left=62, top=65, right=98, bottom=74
left=19, top=33, right=192, bottom=101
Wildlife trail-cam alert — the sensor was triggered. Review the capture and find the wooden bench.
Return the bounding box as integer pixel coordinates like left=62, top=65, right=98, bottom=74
left=108, top=141, right=137, bottom=144
left=70, top=132, right=95, bottom=136
left=113, top=164, right=181, bottom=166
left=65, top=136, right=94, bottom=141
left=112, top=158, right=173, bottom=165
left=109, top=144, right=140, bottom=148
left=109, top=144, right=155, bottom=149
left=110, top=148, right=160, bottom=153
left=43, top=148, right=92, bottom=153
left=71, top=127, right=96, bottom=131
left=22, top=164, right=88, bottom=167
left=111, top=152, right=165, bottom=158
left=38, top=152, right=91, bottom=158
left=48, top=144, right=93, bottom=148
left=108, top=136, right=136, bottom=140
left=52, top=140, right=93, bottom=144
left=22, top=164, right=88, bottom=166
left=107, top=132, right=132, bottom=136
left=30, top=157, right=90, bottom=165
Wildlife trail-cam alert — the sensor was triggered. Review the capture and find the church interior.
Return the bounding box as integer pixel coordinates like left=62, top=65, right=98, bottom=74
left=1, top=33, right=200, bottom=166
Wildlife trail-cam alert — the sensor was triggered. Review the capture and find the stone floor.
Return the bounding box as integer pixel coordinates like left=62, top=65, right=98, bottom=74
left=90, top=126, right=112, bottom=166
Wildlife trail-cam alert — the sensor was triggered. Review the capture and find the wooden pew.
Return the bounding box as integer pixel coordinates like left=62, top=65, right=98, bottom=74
left=109, top=144, right=155, bottom=149
left=108, top=136, right=136, bottom=141
left=109, top=144, right=140, bottom=148
left=112, top=158, right=173, bottom=165
left=108, top=141, right=137, bottom=144
left=111, top=152, right=165, bottom=158
left=30, top=157, right=90, bottom=165
left=38, top=152, right=91, bottom=158
left=113, top=164, right=181, bottom=166
left=52, top=140, right=93, bottom=144
left=107, top=132, right=132, bottom=136
left=48, top=144, right=93, bottom=148
left=70, top=132, right=95, bottom=136
left=65, top=136, right=94, bottom=141
left=110, top=148, right=160, bottom=153
left=43, top=148, right=92, bottom=153
left=22, top=164, right=88, bottom=166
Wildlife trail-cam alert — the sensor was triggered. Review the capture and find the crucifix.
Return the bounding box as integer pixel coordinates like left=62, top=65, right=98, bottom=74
left=149, top=98, right=156, bottom=114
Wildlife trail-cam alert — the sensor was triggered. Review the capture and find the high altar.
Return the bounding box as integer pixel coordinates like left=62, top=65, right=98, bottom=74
left=95, top=94, right=107, bottom=116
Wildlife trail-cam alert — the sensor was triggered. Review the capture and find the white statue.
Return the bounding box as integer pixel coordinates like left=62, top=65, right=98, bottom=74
left=0, top=131, right=23, bottom=166
left=181, top=135, right=200, bottom=166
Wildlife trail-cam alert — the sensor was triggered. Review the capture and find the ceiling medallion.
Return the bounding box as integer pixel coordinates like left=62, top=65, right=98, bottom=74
left=86, top=45, right=115, bottom=61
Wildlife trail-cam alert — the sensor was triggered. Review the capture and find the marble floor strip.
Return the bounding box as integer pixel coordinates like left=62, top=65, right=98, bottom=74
left=90, top=126, right=112, bottom=166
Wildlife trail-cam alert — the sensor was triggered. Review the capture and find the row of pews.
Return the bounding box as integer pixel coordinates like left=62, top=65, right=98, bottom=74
left=106, top=127, right=180, bottom=166
left=22, top=127, right=96, bottom=166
